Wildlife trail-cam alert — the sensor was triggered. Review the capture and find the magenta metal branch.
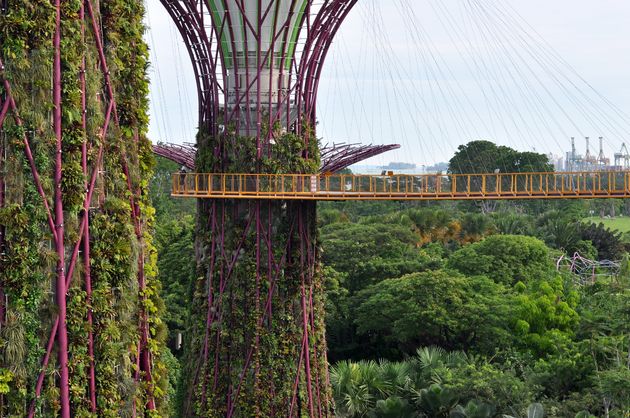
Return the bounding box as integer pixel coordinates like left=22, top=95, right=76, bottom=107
left=120, top=153, right=156, bottom=411
left=0, top=96, right=5, bottom=331
left=0, top=96, right=9, bottom=126
left=52, top=0, right=71, bottom=416
left=85, top=0, right=119, bottom=124
left=226, top=218, right=298, bottom=417
left=298, top=210, right=315, bottom=417
left=79, top=0, right=97, bottom=409
left=26, top=319, right=57, bottom=418
left=154, top=142, right=399, bottom=173
left=198, top=213, right=256, bottom=398
left=289, top=332, right=307, bottom=417
left=87, top=0, right=155, bottom=408
left=0, top=77, right=58, bottom=245
left=27, top=97, right=112, bottom=418
left=152, top=143, right=197, bottom=169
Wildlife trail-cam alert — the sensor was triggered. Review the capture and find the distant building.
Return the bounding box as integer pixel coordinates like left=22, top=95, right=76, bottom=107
left=425, top=162, right=449, bottom=173
left=547, top=153, right=564, bottom=171
left=381, top=162, right=417, bottom=170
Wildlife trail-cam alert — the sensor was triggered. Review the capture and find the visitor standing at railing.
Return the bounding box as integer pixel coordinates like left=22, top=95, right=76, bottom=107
left=179, top=166, right=187, bottom=191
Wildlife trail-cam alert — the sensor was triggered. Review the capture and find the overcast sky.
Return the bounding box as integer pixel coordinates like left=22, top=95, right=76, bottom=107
left=144, top=0, right=630, bottom=165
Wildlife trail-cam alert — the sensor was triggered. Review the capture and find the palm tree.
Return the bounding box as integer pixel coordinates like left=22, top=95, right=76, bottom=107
left=331, top=360, right=401, bottom=417
left=412, top=383, right=459, bottom=417
left=411, top=346, right=469, bottom=386
left=503, top=403, right=544, bottom=418
left=450, top=400, right=496, bottom=418
left=330, top=358, right=424, bottom=417
left=368, top=397, right=419, bottom=418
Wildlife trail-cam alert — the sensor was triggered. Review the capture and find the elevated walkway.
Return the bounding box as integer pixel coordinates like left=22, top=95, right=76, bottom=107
left=171, top=171, right=630, bottom=201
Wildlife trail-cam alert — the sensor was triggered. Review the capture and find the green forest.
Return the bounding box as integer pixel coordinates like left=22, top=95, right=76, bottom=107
left=152, top=141, right=630, bottom=418
left=3, top=1, right=627, bottom=415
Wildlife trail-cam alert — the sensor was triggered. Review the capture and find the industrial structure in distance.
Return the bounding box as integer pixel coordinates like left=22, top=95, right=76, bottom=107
left=550, top=137, right=630, bottom=172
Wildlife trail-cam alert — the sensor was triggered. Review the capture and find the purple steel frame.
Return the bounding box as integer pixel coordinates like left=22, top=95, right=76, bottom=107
left=153, top=142, right=198, bottom=171
left=159, top=1, right=359, bottom=416
left=160, top=0, right=358, bottom=139
left=153, top=141, right=401, bottom=173
left=0, top=83, right=5, bottom=344
left=0, top=1, right=156, bottom=415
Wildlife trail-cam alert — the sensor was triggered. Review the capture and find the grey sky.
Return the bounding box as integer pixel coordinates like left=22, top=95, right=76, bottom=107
left=144, top=0, right=630, bottom=166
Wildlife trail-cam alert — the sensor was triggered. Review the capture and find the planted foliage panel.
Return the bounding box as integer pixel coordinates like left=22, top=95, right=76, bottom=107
left=0, top=1, right=168, bottom=416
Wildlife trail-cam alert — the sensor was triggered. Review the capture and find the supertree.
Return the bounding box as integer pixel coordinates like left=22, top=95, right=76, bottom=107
left=0, top=1, right=167, bottom=416
left=160, top=0, right=357, bottom=416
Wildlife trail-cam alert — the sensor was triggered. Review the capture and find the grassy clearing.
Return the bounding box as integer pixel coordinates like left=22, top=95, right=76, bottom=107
left=583, top=216, right=630, bottom=233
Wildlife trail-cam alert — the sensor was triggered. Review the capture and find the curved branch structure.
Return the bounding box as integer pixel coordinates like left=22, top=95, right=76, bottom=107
left=153, top=142, right=198, bottom=170
left=159, top=1, right=358, bottom=416
left=320, top=143, right=401, bottom=173
left=153, top=141, right=400, bottom=173
left=161, top=0, right=357, bottom=139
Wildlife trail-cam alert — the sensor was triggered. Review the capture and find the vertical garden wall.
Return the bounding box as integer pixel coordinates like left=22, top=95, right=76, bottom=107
left=0, top=1, right=168, bottom=416
left=178, top=128, right=334, bottom=417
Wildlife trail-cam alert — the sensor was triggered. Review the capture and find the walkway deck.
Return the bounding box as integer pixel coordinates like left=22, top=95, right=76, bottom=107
left=171, top=171, right=630, bottom=200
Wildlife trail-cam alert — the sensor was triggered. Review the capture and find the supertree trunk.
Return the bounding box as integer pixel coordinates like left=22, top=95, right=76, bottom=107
left=0, top=1, right=167, bottom=416
left=181, top=198, right=332, bottom=416
left=162, top=0, right=357, bottom=415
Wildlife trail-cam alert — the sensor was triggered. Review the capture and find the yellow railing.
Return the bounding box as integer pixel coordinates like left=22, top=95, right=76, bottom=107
left=171, top=171, right=630, bottom=200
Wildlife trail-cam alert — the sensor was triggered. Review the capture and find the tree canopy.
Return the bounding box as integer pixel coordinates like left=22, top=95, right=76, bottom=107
left=447, top=235, right=555, bottom=286
left=448, top=140, right=553, bottom=174
left=354, top=271, right=510, bottom=355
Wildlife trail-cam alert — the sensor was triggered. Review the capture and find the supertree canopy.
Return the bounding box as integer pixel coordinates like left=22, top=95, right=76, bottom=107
left=160, top=0, right=358, bottom=416
left=163, top=0, right=357, bottom=139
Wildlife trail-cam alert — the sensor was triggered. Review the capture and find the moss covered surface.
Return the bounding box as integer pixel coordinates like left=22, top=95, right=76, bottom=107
left=0, top=1, right=168, bottom=416
left=178, top=126, right=333, bottom=416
